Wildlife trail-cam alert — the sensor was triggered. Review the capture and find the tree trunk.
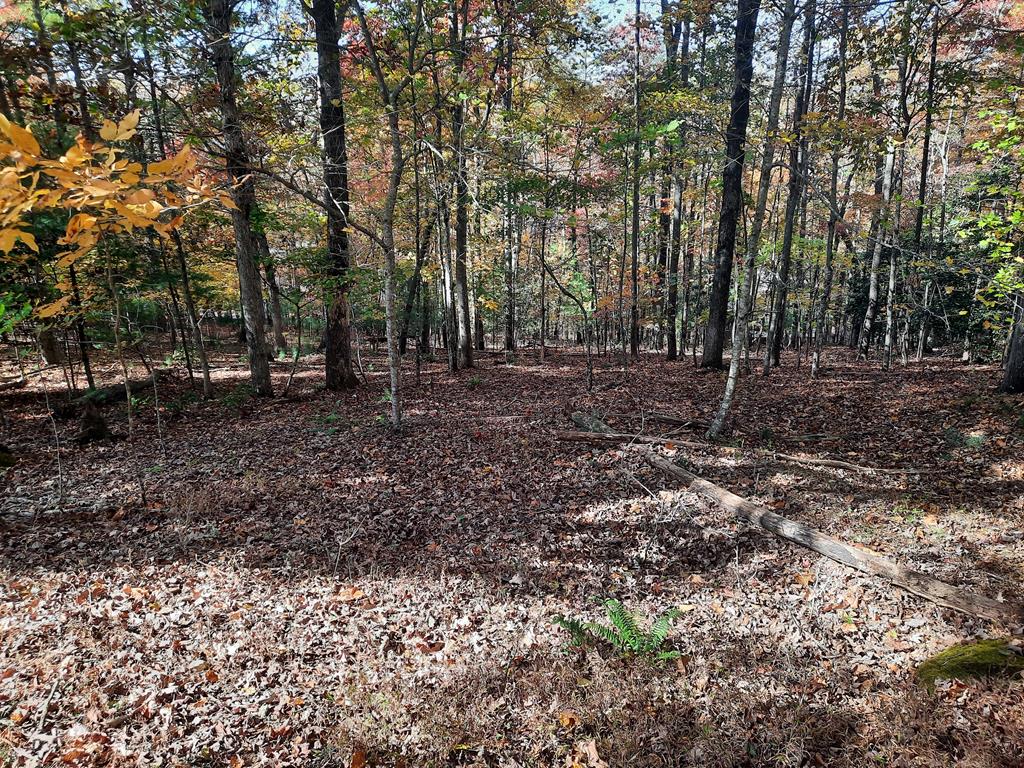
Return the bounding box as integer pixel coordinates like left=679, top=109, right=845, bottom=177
left=764, top=0, right=815, bottom=373
left=1000, top=295, right=1024, bottom=393
left=205, top=0, right=272, bottom=395
left=451, top=0, right=474, bottom=369
left=859, top=134, right=893, bottom=359
left=258, top=233, right=288, bottom=355
left=311, top=0, right=359, bottom=390
left=704, top=0, right=761, bottom=434
left=811, top=2, right=847, bottom=378
left=629, top=0, right=642, bottom=359
left=702, top=0, right=762, bottom=369
left=745, top=0, right=795, bottom=287
left=665, top=11, right=691, bottom=362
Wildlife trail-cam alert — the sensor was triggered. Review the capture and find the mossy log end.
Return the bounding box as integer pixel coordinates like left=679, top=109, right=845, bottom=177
left=917, top=639, right=1024, bottom=689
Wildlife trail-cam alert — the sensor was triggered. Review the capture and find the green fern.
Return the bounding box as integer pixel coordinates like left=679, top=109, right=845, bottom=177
left=606, top=600, right=641, bottom=650
left=584, top=620, right=624, bottom=650
left=646, top=608, right=682, bottom=652
left=554, top=599, right=683, bottom=660
left=552, top=616, right=591, bottom=647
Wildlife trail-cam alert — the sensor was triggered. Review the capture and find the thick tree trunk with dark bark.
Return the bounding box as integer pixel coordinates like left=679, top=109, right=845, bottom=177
left=311, top=0, right=359, bottom=390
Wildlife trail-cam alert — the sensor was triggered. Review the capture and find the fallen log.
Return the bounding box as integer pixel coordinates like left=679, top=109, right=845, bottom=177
left=82, top=372, right=164, bottom=405
left=51, top=370, right=169, bottom=419
left=645, top=451, right=1021, bottom=624
left=555, top=429, right=678, bottom=446
left=556, top=428, right=925, bottom=475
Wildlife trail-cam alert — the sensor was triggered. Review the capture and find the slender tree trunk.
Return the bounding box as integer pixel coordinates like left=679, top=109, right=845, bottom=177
left=859, top=136, right=893, bottom=359
left=811, top=2, right=847, bottom=377
left=764, top=0, right=815, bottom=373
left=745, top=0, right=795, bottom=280
left=257, top=233, right=288, bottom=355
left=205, top=0, right=272, bottom=395
left=665, top=11, right=691, bottom=361
left=706, top=0, right=764, bottom=436
left=629, top=0, right=642, bottom=359
left=916, top=281, right=931, bottom=362
left=500, top=15, right=517, bottom=361
left=451, top=0, right=474, bottom=368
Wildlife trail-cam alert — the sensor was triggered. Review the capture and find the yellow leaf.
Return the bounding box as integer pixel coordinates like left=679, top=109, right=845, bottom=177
left=37, top=295, right=72, bottom=318
left=147, top=145, right=192, bottom=175
left=0, top=228, right=36, bottom=254
left=795, top=571, right=815, bottom=587
left=125, top=188, right=156, bottom=206
left=219, top=193, right=239, bottom=211
left=336, top=585, right=365, bottom=602
left=0, top=115, right=40, bottom=156
left=99, top=119, right=119, bottom=141
left=558, top=710, right=580, bottom=728
left=66, top=213, right=98, bottom=236
left=0, top=229, right=17, bottom=253
left=117, top=110, right=140, bottom=139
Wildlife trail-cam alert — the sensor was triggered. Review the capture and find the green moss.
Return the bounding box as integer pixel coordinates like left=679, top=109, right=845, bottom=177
left=917, top=639, right=1024, bottom=689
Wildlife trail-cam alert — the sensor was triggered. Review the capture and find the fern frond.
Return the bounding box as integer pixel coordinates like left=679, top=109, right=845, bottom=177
left=605, top=600, right=642, bottom=651
left=553, top=615, right=591, bottom=647
left=647, top=608, right=682, bottom=651
left=584, top=621, right=624, bottom=650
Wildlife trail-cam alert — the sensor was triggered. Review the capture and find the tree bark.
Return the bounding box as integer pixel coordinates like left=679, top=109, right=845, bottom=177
left=1000, top=295, right=1024, bottom=393
left=764, top=0, right=816, bottom=373
left=310, top=0, right=359, bottom=390
left=811, top=2, right=847, bottom=378
left=205, top=0, right=272, bottom=395
left=629, top=0, right=642, bottom=359
left=451, top=0, right=474, bottom=368
left=859, top=133, right=893, bottom=360
left=701, top=0, right=761, bottom=369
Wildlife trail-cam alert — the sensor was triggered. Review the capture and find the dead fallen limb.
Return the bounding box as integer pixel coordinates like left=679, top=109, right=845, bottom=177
left=0, top=364, right=63, bottom=392
left=604, top=411, right=709, bottom=430
left=645, top=451, right=1021, bottom=624
left=0, top=376, right=27, bottom=392
left=556, top=429, right=679, bottom=446
left=51, top=370, right=171, bottom=419
left=556, top=425, right=926, bottom=475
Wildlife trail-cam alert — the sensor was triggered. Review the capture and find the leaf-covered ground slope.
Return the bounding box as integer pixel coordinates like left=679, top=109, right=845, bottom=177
left=2, top=350, right=1023, bottom=766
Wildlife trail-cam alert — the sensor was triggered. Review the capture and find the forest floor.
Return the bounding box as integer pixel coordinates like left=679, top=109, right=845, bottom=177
left=1, top=344, right=1023, bottom=767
